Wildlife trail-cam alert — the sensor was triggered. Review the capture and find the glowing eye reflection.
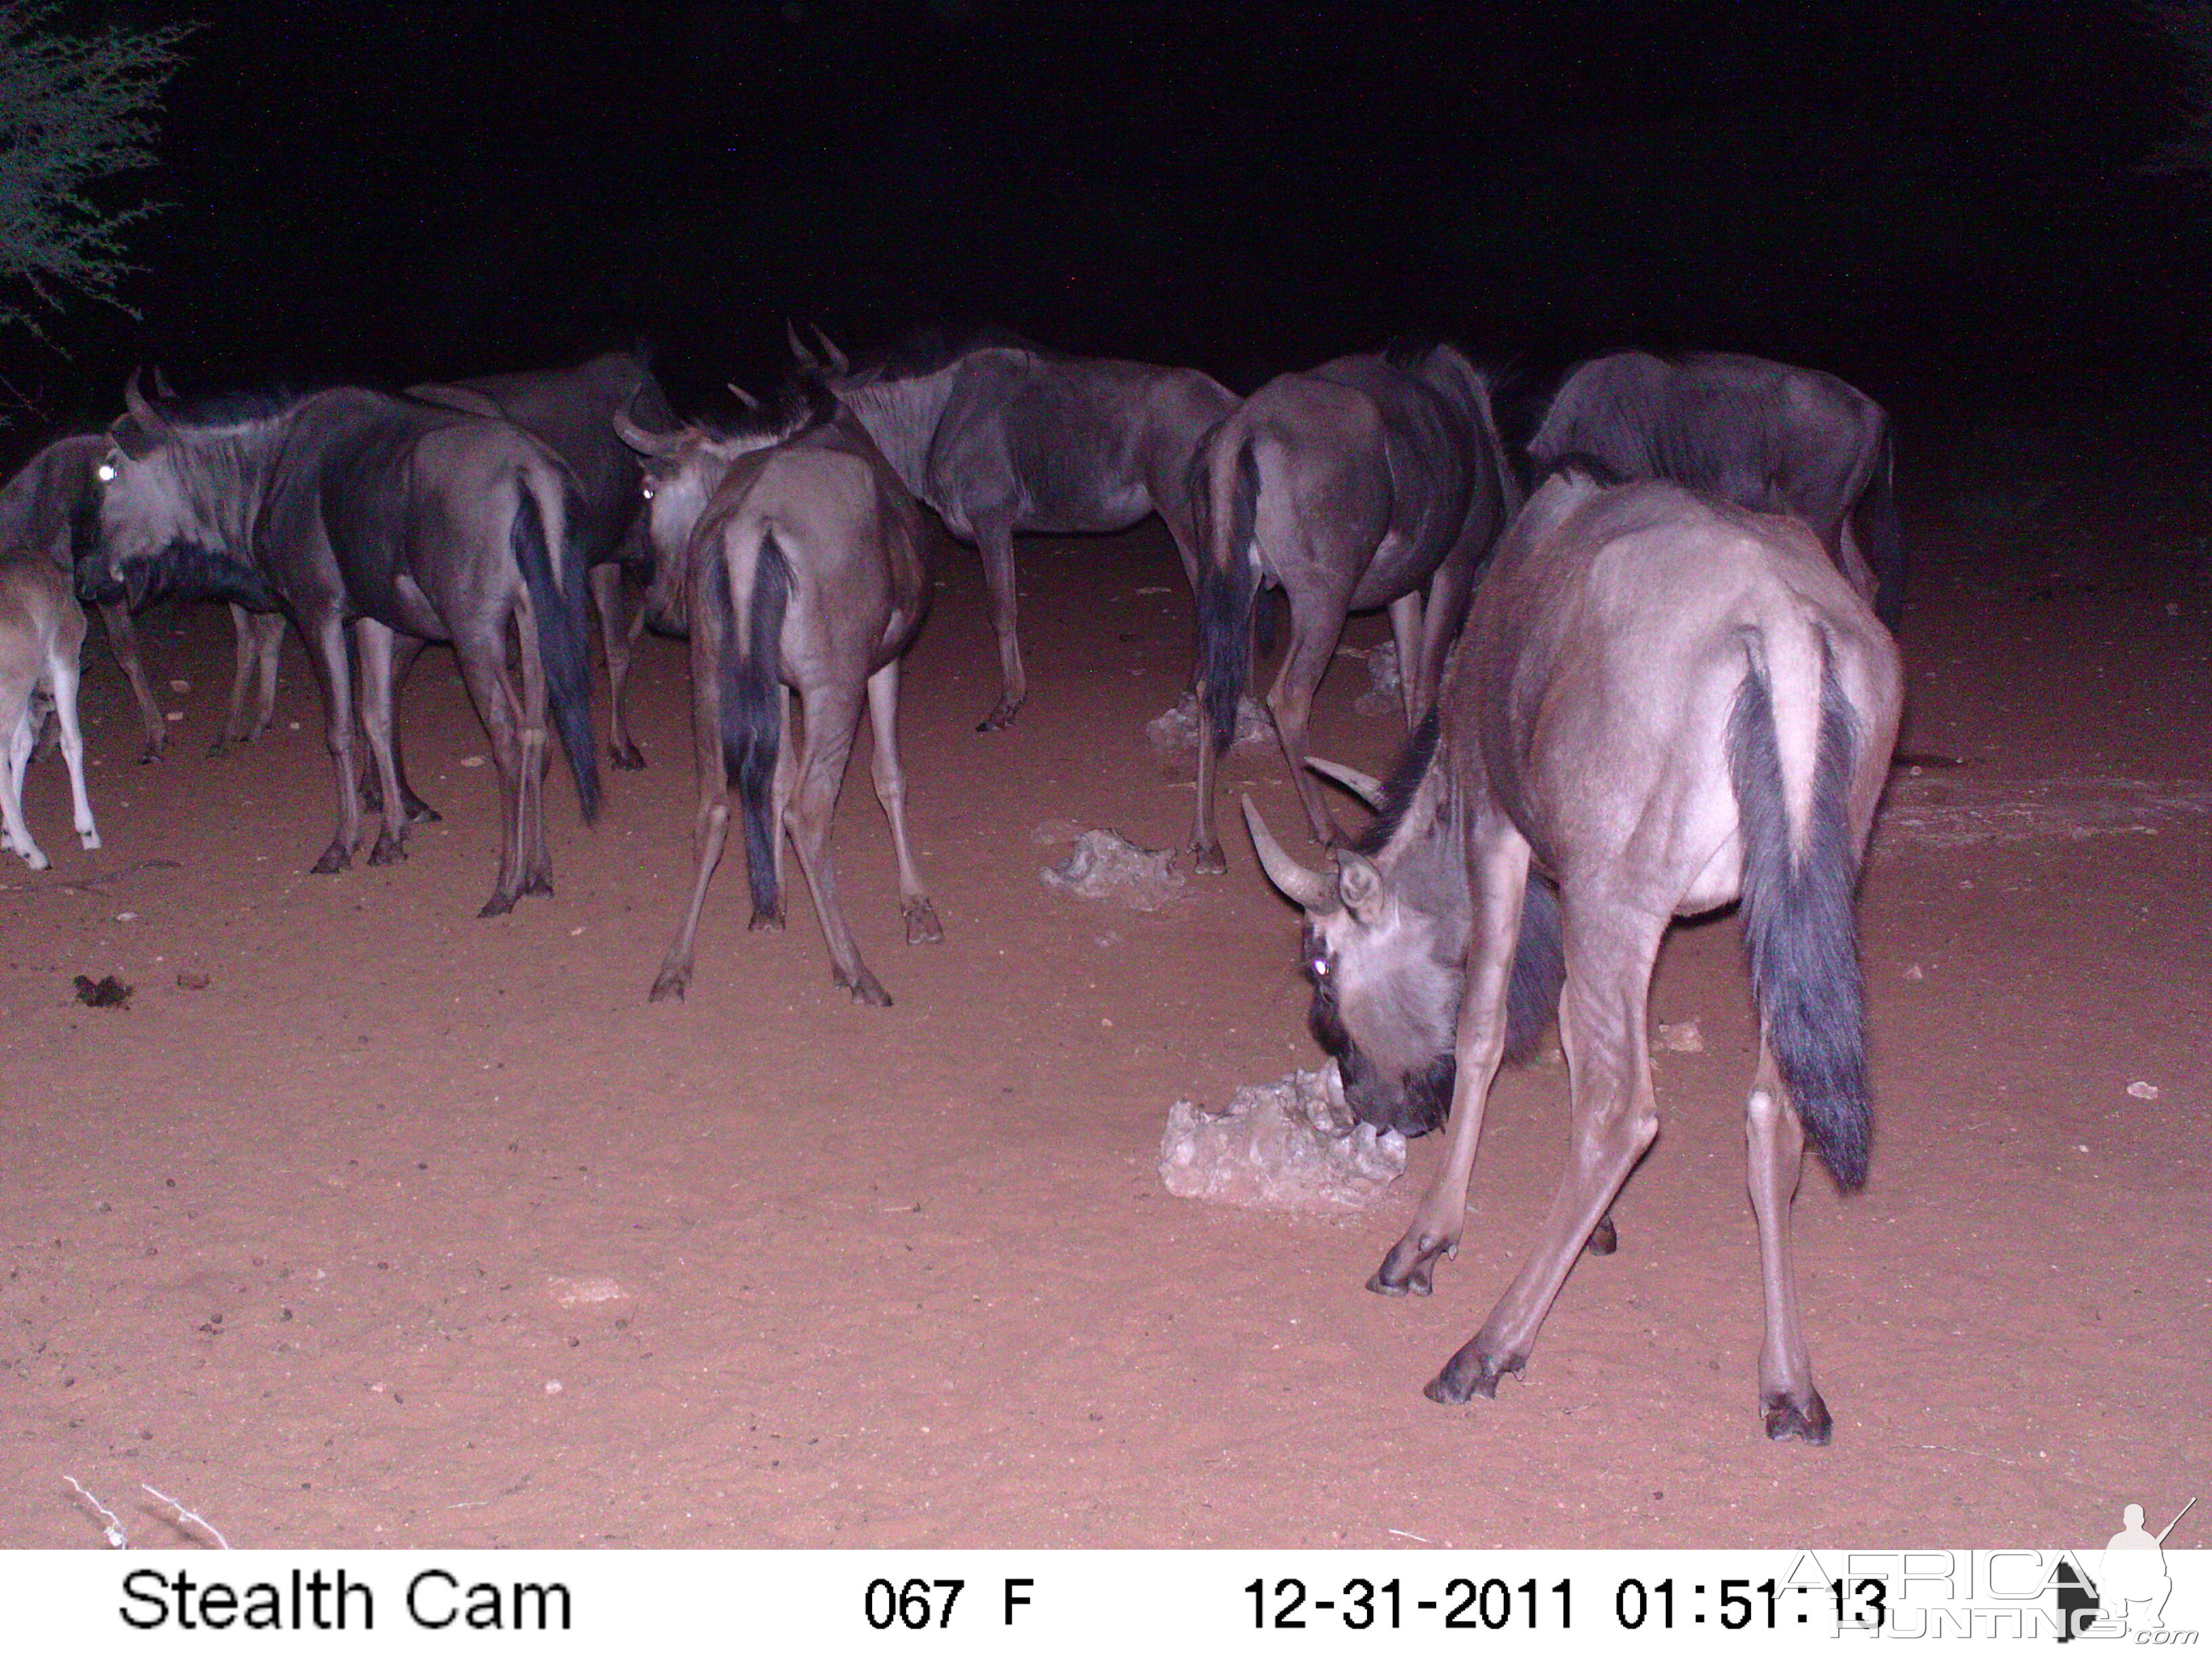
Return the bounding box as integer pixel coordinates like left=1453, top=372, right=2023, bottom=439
left=96, top=462, right=116, bottom=483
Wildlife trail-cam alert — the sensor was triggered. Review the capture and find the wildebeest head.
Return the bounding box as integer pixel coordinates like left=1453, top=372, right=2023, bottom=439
left=1244, top=795, right=1461, bottom=1136
left=85, top=371, right=272, bottom=611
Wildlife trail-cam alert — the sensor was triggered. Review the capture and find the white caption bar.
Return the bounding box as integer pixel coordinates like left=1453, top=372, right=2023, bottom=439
left=2, top=1548, right=2203, bottom=1654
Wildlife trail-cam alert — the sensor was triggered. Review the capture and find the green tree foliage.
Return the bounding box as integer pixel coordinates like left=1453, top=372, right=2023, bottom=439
left=0, top=2, right=185, bottom=336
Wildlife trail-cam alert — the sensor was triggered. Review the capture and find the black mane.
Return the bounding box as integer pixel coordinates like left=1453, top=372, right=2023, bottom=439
left=1352, top=705, right=1442, bottom=857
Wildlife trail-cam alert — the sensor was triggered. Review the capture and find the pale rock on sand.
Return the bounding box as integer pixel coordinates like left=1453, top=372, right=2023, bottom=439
left=1161, top=1061, right=1406, bottom=1213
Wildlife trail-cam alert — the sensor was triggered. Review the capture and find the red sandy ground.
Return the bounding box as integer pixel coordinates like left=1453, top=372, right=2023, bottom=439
left=1, top=428, right=2206, bottom=1550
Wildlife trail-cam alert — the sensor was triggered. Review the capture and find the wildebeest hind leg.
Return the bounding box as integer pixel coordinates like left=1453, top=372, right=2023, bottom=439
left=306, top=615, right=361, bottom=875
left=972, top=519, right=1026, bottom=731
left=1267, top=591, right=1349, bottom=846
left=1427, top=909, right=1664, bottom=1404
left=787, top=681, right=886, bottom=1004
left=514, top=608, right=554, bottom=897
left=865, top=659, right=941, bottom=943
left=1746, top=1038, right=1832, bottom=1444
left=452, top=632, right=529, bottom=916
left=386, top=635, right=440, bottom=824
left=652, top=799, right=731, bottom=1002
left=353, top=619, right=411, bottom=866
left=1372, top=825, right=1529, bottom=1297
left=592, top=562, right=646, bottom=769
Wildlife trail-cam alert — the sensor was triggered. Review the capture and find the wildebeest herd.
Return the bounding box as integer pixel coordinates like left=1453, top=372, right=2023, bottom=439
left=1, top=336, right=1906, bottom=1443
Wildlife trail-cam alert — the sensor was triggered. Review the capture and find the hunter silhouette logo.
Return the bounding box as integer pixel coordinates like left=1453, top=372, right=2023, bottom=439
left=2056, top=1497, right=2198, bottom=1641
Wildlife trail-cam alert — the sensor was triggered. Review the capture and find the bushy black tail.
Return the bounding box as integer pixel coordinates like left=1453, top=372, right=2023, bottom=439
left=513, top=480, right=601, bottom=821
left=1194, top=436, right=1260, bottom=755
left=1862, top=425, right=1906, bottom=632
left=718, top=530, right=791, bottom=919
left=1727, top=649, right=1872, bottom=1189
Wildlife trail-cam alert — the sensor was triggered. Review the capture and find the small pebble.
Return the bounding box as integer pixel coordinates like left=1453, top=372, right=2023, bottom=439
left=2127, top=1082, right=2159, bottom=1101
left=1905, top=963, right=1925, bottom=980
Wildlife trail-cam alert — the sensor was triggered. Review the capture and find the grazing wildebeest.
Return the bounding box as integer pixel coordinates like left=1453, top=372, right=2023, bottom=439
left=408, top=350, right=679, bottom=769
left=1245, top=467, right=1903, bottom=1441
left=1189, top=342, right=1519, bottom=873
left=617, top=382, right=941, bottom=1006
left=0, top=554, right=100, bottom=869
left=86, top=375, right=600, bottom=916
left=0, top=434, right=291, bottom=760
left=1528, top=350, right=1906, bottom=629
left=796, top=326, right=1236, bottom=731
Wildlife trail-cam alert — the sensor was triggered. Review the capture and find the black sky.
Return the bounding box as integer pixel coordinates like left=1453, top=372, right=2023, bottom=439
left=25, top=1, right=2212, bottom=417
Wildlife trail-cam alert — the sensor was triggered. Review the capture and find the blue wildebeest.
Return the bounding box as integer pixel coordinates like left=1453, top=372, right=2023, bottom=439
left=408, top=350, right=680, bottom=769
left=1528, top=350, right=1906, bottom=629
left=796, top=327, right=1237, bottom=731
left=1189, top=342, right=1519, bottom=874
left=85, top=375, right=600, bottom=916
left=0, top=553, right=100, bottom=868
left=1245, top=467, right=1903, bottom=1442
left=0, top=434, right=290, bottom=760
left=616, top=382, right=941, bottom=1007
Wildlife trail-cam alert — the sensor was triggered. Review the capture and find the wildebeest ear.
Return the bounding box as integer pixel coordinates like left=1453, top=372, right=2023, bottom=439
left=1336, top=851, right=1386, bottom=924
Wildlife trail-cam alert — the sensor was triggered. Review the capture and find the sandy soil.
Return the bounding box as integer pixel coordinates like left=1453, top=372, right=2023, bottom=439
left=2, top=428, right=2207, bottom=1550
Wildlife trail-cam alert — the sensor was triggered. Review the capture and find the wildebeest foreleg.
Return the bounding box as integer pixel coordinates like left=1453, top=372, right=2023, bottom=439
left=1412, top=553, right=1479, bottom=726
left=1426, top=908, right=1664, bottom=1404
left=451, top=628, right=531, bottom=916
left=972, top=517, right=1026, bottom=731
left=865, top=659, right=942, bottom=945
left=785, top=681, right=886, bottom=1004
left=353, top=619, right=411, bottom=865
left=1371, top=825, right=1530, bottom=1298
left=1746, top=1038, right=1833, bottom=1443
left=306, top=613, right=363, bottom=875
left=591, top=562, right=647, bottom=770
left=96, top=601, right=168, bottom=762
left=1267, top=588, right=1351, bottom=846
left=1387, top=591, right=1424, bottom=728
left=216, top=607, right=287, bottom=754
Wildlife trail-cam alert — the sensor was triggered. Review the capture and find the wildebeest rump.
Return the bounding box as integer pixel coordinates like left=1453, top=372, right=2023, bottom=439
left=801, top=328, right=1236, bottom=731
left=1190, top=342, right=1519, bottom=872
left=1528, top=350, right=1906, bottom=628
left=1246, top=469, right=1903, bottom=1441
left=0, top=553, right=100, bottom=869
left=619, top=384, right=942, bottom=1006
left=408, top=350, right=679, bottom=769
left=87, top=377, right=600, bottom=916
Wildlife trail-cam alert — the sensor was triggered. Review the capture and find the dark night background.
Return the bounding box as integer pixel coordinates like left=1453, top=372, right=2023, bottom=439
left=11, top=1, right=2210, bottom=425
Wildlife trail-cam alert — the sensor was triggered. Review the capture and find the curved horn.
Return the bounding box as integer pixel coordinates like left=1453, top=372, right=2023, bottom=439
left=1242, top=796, right=1333, bottom=912
left=785, top=318, right=819, bottom=370
left=811, top=324, right=848, bottom=375
left=724, top=381, right=762, bottom=411
left=1307, top=757, right=1387, bottom=810
left=150, top=365, right=178, bottom=402
left=611, top=387, right=684, bottom=457
left=123, top=367, right=171, bottom=437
